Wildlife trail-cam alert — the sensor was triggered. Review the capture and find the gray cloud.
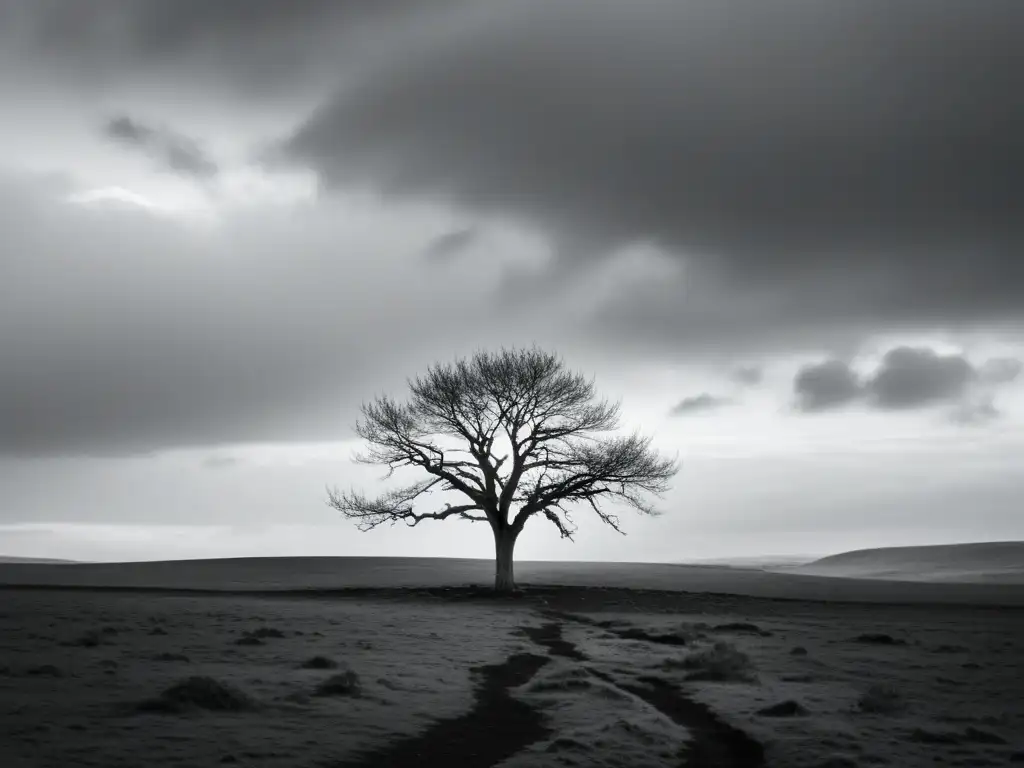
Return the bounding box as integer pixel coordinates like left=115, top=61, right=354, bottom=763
left=794, top=346, right=1021, bottom=414
left=281, top=0, right=1024, bottom=343
left=422, top=227, right=478, bottom=263
left=1, top=0, right=452, bottom=98
left=669, top=393, right=731, bottom=417
left=0, top=172, right=544, bottom=457
left=794, top=360, right=862, bottom=412
left=980, top=357, right=1023, bottom=385
left=865, top=347, right=976, bottom=409
left=950, top=397, right=1001, bottom=426
left=732, top=365, right=763, bottom=387
left=104, top=115, right=218, bottom=179
left=5, top=0, right=1023, bottom=354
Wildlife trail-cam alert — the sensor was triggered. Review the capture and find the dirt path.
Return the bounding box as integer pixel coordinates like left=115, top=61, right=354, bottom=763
left=522, top=621, right=765, bottom=768
left=335, top=651, right=551, bottom=768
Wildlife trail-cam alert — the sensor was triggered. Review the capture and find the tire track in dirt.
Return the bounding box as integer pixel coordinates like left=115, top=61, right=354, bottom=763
left=521, top=621, right=765, bottom=768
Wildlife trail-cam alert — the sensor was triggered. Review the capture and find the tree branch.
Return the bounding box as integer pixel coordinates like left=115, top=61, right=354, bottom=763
left=328, top=347, right=679, bottom=546
left=326, top=481, right=486, bottom=531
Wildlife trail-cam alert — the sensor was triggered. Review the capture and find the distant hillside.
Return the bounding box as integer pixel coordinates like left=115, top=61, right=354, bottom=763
left=1, top=555, right=1022, bottom=605
left=680, top=554, right=820, bottom=569
left=789, top=541, right=1024, bottom=584
left=0, top=556, right=77, bottom=564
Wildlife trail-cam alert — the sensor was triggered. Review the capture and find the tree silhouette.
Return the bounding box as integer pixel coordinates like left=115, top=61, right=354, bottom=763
left=327, top=347, right=679, bottom=592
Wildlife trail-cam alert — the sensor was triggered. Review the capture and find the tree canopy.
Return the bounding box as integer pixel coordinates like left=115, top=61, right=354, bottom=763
left=327, top=346, right=678, bottom=590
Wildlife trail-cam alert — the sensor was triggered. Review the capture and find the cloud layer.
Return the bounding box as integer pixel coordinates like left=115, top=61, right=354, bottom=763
left=105, top=116, right=219, bottom=178
left=0, top=173, right=539, bottom=456
left=794, top=346, right=1021, bottom=414
left=670, top=393, right=731, bottom=416
left=282, top=0, right=1024, bottom=340
left=2, top=1, right=1023, bottom=458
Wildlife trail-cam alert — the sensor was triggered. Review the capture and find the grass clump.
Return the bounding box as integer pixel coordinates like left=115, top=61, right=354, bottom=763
left=856, top=683, right=905, bottom=714
left=26, top=664, right=63, bottom=677
left=853, top=633, right=907, bottom=646
left=65, top=630, right=104, bottom=648
left=248, top=627, right=286, bottom=639
left=152, top=653, right=190, bottom=662
left=665, top=641, right=758, bottom=682
left=300, top=655, right=339, bottom=670
left=138, top=676, right=258, bottom=713
left=713, top=622, right=772, bottom=637
left=757, top=699, right=809, bottom=717
left=313, top=670, right=362, bottom=697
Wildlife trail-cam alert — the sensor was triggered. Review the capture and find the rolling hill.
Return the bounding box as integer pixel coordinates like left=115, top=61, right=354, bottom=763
left=786, top=541, right=1024, bottom=583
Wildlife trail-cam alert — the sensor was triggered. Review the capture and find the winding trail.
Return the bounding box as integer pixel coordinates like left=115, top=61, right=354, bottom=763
left=523, top=621, right=765, bottom=768
left=336, top=650, right=551, bottom=768
left=336, top=617, right=764, bottom=767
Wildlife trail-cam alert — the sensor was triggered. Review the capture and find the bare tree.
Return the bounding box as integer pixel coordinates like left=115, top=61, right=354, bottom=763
left=327, top=347, right=679, bottom=592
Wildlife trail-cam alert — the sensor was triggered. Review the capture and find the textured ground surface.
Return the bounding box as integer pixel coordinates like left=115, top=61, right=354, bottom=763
left=2, top=585, right=1021, bottom=767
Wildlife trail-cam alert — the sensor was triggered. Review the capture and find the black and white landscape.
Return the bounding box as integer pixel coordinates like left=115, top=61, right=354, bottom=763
left=2, top=548, right=1023, bottom=767
left=1, top=2, right=1023, bottom=766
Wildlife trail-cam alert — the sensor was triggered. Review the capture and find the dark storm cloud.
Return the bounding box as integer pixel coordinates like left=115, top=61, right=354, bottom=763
left=669, top=393, right=731, bottom=417
left=283, top=0, right=1024, bottom=338
left=794, top=360, right=862, bottom=412
left=0, top=0, right=458, bottom=96
left=793, top=347, right=1022, bottom=414
left=422, top=227, right=479, bottom=263
left=864, top=347, right=976, bottom=409
left=104, top=116, right=218, bottom=179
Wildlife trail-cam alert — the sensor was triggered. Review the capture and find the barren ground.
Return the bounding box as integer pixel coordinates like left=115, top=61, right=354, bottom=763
left=1, top=584, right=1021, bottom=767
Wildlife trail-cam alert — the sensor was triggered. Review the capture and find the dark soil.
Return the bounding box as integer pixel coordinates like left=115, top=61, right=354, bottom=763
left=519, top=622, right=587, bottom=660
left=756, top=700, right=809, bottom=717
left=335, top=650, right=551, bottom=768
left=626, top=675, right=766, bottom=768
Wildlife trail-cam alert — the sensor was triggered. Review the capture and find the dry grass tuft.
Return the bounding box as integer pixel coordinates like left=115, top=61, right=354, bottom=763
left=856, top=683, right=904, bottom=714
left=664, top=641, right=758, bottom=682
left=757, top=699, right=809, bottom=717
left=314, top=670, right=362, bottom=697
left=152, top=653, right=190, bottom=662
left=299, top=655, right=339, bottom=670
left=853, top=633, right=907, bottom=646
left=248, top=627, right=287, bottom=639
left=713, top=622, right=772, bottom=637
left=26, top=664, right=63, bottom=677
left=138, top=676, right=259, bottom=713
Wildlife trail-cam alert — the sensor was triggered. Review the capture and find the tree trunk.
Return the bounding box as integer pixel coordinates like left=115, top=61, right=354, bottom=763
left=493, top=528, right=518, bottom=593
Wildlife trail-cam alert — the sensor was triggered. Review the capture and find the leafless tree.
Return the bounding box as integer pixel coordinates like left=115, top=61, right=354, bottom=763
left=327, top=347, right=679, bottom=592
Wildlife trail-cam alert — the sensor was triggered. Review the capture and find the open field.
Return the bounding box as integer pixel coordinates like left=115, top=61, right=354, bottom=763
left=2, top=557, right=1022, bottom=767
left=2, top=555, right=1023, bottom=605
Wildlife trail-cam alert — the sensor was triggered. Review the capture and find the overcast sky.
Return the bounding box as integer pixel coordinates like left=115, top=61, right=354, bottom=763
left=1, top=0, right=1022, bottom=563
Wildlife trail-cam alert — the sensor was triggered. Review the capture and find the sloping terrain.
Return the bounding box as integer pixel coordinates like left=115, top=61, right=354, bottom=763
left=789, top=541, right=1024, bottom=584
